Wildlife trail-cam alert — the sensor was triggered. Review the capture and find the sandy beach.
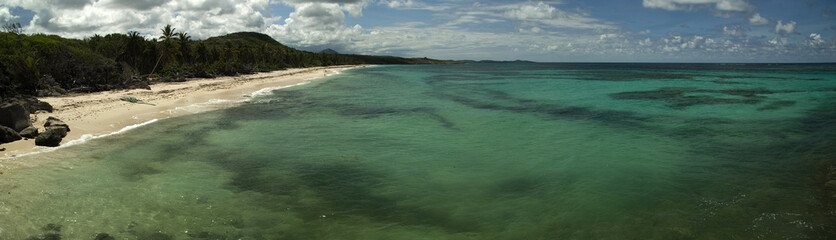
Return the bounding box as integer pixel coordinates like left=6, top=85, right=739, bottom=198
left=1, top=65, right=368, bottom=158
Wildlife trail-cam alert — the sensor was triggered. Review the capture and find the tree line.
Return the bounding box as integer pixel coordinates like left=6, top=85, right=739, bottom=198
left=0, top=24, right=446, bottom=100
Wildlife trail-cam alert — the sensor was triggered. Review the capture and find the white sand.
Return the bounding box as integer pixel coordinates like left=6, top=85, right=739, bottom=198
left=1, top=65, right=369, bottom=158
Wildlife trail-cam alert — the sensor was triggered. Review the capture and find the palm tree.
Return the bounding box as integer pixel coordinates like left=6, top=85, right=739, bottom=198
left=152, top=24, right=176, bottom=76
left=176, top=31, right=191, bottom=64
left=123, top=31, right=145, bottom=69
left=159, top=24, right=176, bottom=42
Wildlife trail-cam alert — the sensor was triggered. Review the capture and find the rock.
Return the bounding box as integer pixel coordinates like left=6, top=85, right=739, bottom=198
left=0, top=125, right=22, bottom=144
left=124, top=76, right=152, bottom=90
left=44, top=117, right=70, bottom=132
left=20, top=97, right=53, bottom=113
left=0, top=101, right=31, bottom=131
left=19, top=126, right=38, bottom=139
left=35, top=127, right=67, bottom=147
left=36, top=75, right=67, bottom=97
left=94, top=233, right=115, bottom=240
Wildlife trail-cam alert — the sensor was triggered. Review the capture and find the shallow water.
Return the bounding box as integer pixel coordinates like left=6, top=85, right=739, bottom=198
left=1, top=63, right=834, bottom=239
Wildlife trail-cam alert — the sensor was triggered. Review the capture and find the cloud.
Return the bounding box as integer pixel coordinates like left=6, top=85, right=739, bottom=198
left=4, top=0, right=277, bottom=39
left=102, top=0, right=172, bottom=10
left=382, top=0, right=415, bottom=8
left=377, top=0, right=450, bottom=11
left=774, top=20, right=796, bottom=35
left=266, top=2, right=363, bottom=49
left=748, top=13, right=768, bottom=25
left=4, top=0, right=93, bottom=10
left=282, top=0, right=364, bottom=3
left=642, top=0, right=751, bottom=12
left=723, top=25, right=744, bottom=37
left=498, top=1, right=615, bottom=29
left=0, top=6, right=15, bottom=23
left=808, top=33, right=824, bottom=46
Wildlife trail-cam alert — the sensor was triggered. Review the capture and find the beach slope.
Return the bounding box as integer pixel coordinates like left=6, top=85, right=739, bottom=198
left=1, top=65, right=366, bottom=158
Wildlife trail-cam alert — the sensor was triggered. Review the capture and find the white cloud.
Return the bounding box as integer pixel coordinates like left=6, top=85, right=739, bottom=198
left=498, top=1, right=615, bottom=29
left=808, top=33, right=824, bottom=46
left=0, top=6, right=15, bottom=23
left=377, top=0, right=449, bottom=11
left=639, top=38, right=652, bottom=46
left=382, top=0, right=414, bottom=8
left=266, top=2, right=363, bottom=48
left=774, top=20, right=796, bottom=35
left=723, top=25, right=744, bottom=37
left=642, top=0, right=751, bottom=12
left=748, top=13, right=768, bottom=25
left=5, top=0, right=278, bottom=39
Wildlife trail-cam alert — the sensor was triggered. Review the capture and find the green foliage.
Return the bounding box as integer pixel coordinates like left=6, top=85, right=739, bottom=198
left=0, top=27, right=453, bottom=98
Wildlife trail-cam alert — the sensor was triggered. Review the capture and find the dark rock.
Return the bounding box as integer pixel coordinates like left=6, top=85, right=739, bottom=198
left=69, top=86, right=94, bottom=93
left=42, top=234, right=61, bottom=240
left=19, top=126, right=39, bottom=139
left=35, top=127, right=67, bottom=147
left=124, top=76, right=152, bottom=90
left=20, top=97, right=54, bottom=113
left=36, top=75, right=68, bottom=97
left=0, top=125, right=22, bottom=144
left=44, top=117, right=70, bottom=132
left=94, top=233, right=115, bottom=240
left=0, top=101, right=31, bottom=131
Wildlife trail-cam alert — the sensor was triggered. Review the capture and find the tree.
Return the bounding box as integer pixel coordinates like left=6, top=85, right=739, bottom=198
left=2, top=22, right=23, bottom=46
left=152, top=24, right=176, bottom=75
left=176, top=31, right=191, bottom=64
left=121, top=31, right=145, bottom=69
left=159, top=24, right=176, bottom=42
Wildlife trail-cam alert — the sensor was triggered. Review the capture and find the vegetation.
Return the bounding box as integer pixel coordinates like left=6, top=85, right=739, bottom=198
left=0, top=24, right=454, bottom=100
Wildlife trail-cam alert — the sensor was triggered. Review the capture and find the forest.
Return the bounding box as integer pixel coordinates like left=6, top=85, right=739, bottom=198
left=0, top=24, right=450, bottom=100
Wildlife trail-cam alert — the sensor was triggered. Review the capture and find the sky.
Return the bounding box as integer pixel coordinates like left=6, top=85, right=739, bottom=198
left=1, top=0, right=835, bottom=62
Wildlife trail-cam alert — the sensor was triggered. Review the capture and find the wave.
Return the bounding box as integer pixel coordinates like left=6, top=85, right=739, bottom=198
left=0, top=119, right=159, bottom=160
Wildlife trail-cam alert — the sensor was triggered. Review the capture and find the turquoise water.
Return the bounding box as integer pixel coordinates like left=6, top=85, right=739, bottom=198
left=1, top=63, right=834, bottom=239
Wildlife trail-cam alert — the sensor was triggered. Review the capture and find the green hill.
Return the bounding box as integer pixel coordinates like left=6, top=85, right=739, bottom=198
left=0, top=30, right=455, bottom=100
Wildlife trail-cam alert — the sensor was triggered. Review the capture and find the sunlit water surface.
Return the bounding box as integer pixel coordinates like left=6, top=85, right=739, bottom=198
left=1, top=63, right=834, bottom=239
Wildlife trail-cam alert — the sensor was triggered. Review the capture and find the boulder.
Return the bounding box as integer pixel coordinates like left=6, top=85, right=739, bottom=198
left=0, top=125, right=22, bottom=144
left=44, top=117, right=70, bottom=132
left=36, top=75, right=68, bottom=97
left=19, top=126, right=38, bottom=139
left=0, top=101, right=31, bottom=131
left=20, top=97, right=53, bottom=113
left=35, top=127, right=67, bottom=147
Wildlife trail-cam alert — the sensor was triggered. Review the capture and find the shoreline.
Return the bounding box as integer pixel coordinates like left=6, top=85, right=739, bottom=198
left=1, top=65, right=370, bottom=159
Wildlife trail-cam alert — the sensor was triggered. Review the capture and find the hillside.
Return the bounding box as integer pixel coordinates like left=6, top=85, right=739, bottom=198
left=0, top=30, right=453, bottom=101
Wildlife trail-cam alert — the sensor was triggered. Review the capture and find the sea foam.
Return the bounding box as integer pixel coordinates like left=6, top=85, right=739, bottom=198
left=0, top=119, right=159, bottom=160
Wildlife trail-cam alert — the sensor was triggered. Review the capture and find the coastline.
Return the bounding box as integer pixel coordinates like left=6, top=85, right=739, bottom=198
left=1, top=65, right=370, bottom=159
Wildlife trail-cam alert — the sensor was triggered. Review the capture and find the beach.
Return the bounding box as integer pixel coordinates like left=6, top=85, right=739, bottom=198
left=0, top=65, right=367, bottom=158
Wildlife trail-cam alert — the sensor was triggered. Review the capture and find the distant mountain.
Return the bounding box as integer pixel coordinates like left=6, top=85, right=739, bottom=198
left=320, top=48, right=339, bottom=54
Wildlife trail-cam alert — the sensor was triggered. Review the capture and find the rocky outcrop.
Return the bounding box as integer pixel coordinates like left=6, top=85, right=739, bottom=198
left=44, top=117, right=71, bottom=132
left=20, top=97, right=53, bottom=113
left=19, top=126, right=38, bottom=139
left=35, top=127, right=67, bottom=147
left=0, top=125, right=22, bottom=144
left=36, top=75, right=68, bottom=97
left=0, top=101, right=31, bottom=132
left=36, top=117, right=70, bottom=147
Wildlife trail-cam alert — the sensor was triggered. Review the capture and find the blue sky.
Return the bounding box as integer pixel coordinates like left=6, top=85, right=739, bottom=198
left=1, top=0, right=835, bottom=62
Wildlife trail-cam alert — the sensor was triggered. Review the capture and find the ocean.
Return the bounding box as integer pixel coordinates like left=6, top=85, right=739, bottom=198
left=0, top=63, right=834, bottom=239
